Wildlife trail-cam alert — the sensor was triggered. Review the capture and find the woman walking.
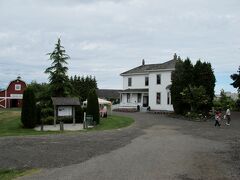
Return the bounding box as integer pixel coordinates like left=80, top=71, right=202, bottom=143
left=225, top=106, right=231, bottom=125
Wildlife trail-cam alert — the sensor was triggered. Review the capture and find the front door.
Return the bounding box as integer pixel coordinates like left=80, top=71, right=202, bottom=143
left=143, top=96, right=149, bottom=107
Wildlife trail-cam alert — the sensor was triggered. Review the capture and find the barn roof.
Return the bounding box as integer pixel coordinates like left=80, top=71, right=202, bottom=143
left=51, top=97, right=80, bottom=106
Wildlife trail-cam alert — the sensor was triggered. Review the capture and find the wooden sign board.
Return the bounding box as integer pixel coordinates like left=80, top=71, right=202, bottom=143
left=58, top=106, right=72, bottom=116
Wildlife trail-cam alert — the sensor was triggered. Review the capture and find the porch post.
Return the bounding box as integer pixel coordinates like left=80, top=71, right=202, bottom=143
left=5, top=90, right=7, bottom=108
left=54, top=105, right=56, bottom=126
left=73, top=106, right=75, bottom=125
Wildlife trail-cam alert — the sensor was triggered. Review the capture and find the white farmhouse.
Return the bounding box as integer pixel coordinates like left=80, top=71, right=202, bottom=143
left=119, top=58, right=176, bottom=112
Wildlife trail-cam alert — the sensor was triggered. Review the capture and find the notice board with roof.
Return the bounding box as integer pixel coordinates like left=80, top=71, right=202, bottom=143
left=51, top=97, right=80, bottom=125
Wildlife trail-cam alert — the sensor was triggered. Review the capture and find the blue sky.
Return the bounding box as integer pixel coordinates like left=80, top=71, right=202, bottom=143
left=0, top=0, right=239, bottom=94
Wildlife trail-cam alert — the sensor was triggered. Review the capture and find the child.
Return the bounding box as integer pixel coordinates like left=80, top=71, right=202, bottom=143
left=215, top=110, right=221, bottom=127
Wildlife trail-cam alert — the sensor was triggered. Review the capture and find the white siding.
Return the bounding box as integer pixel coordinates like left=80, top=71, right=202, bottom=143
left=123, top=75, right=149, bottom=89
left=120, top=93, right=142, bottom=107
left=121, top=70, right=174, bottom=111
left=148, top=71, right=173, bottom=111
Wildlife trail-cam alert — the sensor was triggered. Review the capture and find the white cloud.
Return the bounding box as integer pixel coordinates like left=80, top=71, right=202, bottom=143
left=0, top=0, right=239, bottom=92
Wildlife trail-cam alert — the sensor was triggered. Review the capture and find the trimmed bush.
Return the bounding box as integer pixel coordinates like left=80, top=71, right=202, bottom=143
left=43, top=116, right=54, bottom=125
left=36, top=104, right=41, bottom=125
left=75, top=106, right=83, bottom=123
left=21, top=88, right=37, bottom=128
left=86, top=89, right=100, bottom=124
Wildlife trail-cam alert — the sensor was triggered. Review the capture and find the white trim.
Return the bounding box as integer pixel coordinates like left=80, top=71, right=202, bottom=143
left=120, top=68, right=175, bottom=76
left=147, top=68, right=175, bottom=72
left=15, top=84, right=21, bottom=91
left=121, top=72, right=149, bottom=76
left=0, top=96, right=23, bottom=99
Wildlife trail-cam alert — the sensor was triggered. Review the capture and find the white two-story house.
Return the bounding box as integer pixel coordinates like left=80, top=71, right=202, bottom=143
left=119, top=58, right=176, bottom=111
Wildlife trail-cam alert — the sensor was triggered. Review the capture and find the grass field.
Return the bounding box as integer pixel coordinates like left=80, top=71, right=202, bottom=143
left=0, top=169, right=38, bottom=180
left=0, top=109, right=134, bottom=137
left=0, top=108, right=57, bottom=137
left=89, top=115, right=134, bottom=131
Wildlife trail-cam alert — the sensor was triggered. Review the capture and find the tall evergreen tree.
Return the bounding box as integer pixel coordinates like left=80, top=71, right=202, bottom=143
left=230, top=66, right=240, bottom=92
left=45, top=38, right=70, bottom=97
left=171, top=57, right=186, bottom=114
left=171, top=56, right=215, bottom=114
left=21, top=88, right=37, bottom=128
left=86, top=89, right=100, bottom=124
left=69, top=75, right=98, bottom=101
left=193, top=60, right=216, bottom=109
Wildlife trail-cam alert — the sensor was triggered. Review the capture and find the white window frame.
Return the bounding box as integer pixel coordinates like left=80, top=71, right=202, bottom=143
left=156, top=92, right=161, bottom=104
left=127, top=93, right=130, bottom=103
left=15, top=84, right=21, bottom=91
left=157, top=74, right=161, bottom=85
left=167, top=91, right=172, bottom=105
left=145, top=76, right=149, bottom=86
left=128, top=78, right=132, bottom=87
left=137, top=93, right=141, bottom=103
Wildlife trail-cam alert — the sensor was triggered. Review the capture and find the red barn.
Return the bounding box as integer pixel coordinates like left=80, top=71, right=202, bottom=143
left=0, top=77, right=27, bottom=108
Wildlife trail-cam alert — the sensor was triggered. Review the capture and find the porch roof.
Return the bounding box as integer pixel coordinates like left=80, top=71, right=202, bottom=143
left=120, top=89, right=149, bottom=93
left=51, top=97, right=80, bottom=106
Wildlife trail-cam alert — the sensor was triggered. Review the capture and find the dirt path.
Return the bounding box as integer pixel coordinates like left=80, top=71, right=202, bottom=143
left=1, top=112, right=240, bottom=179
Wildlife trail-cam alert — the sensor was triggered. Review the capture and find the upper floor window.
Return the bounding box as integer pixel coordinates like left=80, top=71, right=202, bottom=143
left=157, top=74, right=161, bottom=84
left=15, top=84, right=21, bottom=91
left=128, top=78, right=132, bottom=87
left=145, top=77, right=149, bottom=86
left=156, top=92, right=161, bottom=104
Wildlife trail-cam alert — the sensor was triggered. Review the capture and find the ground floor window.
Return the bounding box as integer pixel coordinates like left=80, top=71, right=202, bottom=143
left=156, top=92, right=161, bottom=104
left=167, top=91, right=172, bottom=105
left=137, top=93, right=141, bottom=103
left=127, top=93, right=130, bottom=103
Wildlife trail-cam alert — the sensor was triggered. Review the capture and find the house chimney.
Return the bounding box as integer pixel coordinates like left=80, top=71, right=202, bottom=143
left=142, top=59, right=145, bottom=66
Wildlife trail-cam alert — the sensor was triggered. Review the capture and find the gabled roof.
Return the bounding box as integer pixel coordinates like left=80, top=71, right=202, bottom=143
left=121, top=59, right=177, bottom=76
left=52, top=97, right=80, bottom=106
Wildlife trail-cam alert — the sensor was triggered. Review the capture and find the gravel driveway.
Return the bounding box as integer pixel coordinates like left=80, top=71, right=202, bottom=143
left=1, top=112, right=240, bottom=179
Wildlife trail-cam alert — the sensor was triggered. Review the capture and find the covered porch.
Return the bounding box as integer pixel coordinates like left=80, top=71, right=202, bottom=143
left=119, top=89, right=149, bottom=111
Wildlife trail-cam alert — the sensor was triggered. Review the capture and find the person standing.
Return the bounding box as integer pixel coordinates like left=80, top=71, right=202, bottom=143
left=225, top=106, right=231, bottom=125
left=215, top=110, right=221, bottom=127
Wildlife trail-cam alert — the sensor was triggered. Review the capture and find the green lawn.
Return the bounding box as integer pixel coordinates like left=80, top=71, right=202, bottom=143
left=0, top=109, right=58, bottom=137
left=90, top=115, right=134, bottom=131
left=0, top=169, right=38, bottom=180
left=0, top=109, right=134, bottom=137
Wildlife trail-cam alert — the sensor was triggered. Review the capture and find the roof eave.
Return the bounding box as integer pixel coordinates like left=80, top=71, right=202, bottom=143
left=147, top=68, right=175, bottom=72
left=120, top=72, right=149, bottom=76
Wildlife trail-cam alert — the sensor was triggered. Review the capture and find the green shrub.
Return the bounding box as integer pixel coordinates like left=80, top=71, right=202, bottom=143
left=21, top=88, right=37, bottom=128
left=41, top=107, right=54, bottom=118
left=43, top=116, right=54, bottom=125
left=58, top=117, right=72, bottom=124
left=86, top=89, right=100, bottom=124
left=75, top=106, right=83, bottom=123
left=36, top=104, right=41, bottom=125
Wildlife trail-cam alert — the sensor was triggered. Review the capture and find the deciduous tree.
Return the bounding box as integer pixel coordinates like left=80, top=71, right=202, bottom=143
left=230, top=66, right=240, bottom=92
